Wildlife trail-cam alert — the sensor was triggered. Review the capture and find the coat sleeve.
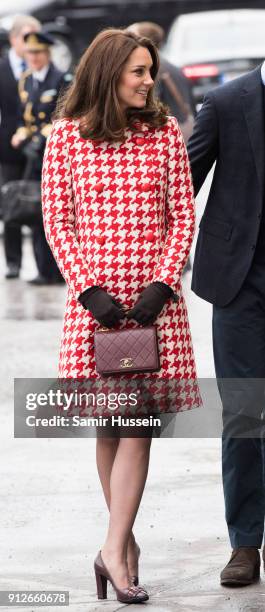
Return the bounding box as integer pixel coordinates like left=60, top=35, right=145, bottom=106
left=187, top=92, right=218, bottom=196
left=41, top=120, right=97, bottom=299
left=151, top=116, right=195, bottom=293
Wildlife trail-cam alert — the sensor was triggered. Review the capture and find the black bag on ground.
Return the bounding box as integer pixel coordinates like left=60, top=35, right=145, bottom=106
left=1, top=158, right=41, bottom=225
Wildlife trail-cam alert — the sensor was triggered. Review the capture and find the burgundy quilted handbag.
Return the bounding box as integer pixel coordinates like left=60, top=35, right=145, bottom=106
left=94, top=326, right=160, bottom=376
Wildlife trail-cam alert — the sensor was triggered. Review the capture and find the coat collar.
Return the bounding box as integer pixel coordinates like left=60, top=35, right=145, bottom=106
left=241, top=65, right=264, bottom=194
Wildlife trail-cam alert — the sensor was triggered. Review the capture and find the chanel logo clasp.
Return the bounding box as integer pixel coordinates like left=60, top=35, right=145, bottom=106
left=120, top=358, right=134, bottom=368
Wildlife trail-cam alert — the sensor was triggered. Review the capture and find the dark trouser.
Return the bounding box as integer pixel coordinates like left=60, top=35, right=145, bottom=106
left=1, top=162, right=24, bottom=269
left=31, top=221, right=62, bottom=281
left=29, top=164, right=62, bottom=282
left=213, top=260, right=265, bottom=548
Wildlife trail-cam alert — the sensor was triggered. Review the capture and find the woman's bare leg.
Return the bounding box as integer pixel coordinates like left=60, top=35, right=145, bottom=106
left=96, top=437, right=143, bottom=578
left=96, top=436, right=118, bottom=507
left=100, top=436, right=152, bottom=588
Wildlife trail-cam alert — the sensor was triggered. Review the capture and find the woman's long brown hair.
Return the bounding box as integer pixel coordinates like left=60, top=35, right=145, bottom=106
left=56, top=28, right=168, bottom=141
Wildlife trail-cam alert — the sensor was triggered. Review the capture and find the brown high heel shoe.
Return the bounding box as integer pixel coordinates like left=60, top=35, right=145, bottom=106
left=94, top=551, right=149, bottom=604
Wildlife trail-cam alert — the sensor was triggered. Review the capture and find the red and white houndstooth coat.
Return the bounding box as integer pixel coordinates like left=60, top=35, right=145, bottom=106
left=42, top=116, right=197, bottom=382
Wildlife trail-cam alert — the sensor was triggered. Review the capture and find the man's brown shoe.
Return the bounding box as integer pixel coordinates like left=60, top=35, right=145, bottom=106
left=220, top=547, right=260, bottom=586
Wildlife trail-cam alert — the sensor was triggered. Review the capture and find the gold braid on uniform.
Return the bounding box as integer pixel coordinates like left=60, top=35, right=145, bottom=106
left=40, top=123, right=53, bottom=138
left=15, top=69, right=33, bottom=141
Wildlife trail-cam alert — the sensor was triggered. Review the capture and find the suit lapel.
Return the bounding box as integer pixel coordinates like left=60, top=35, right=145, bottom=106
left=241, top=66, right=265, bottom=195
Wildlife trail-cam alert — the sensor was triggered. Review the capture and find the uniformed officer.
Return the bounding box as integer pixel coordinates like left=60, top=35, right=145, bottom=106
left=0, top=14, right=41, bottom=280
left=11, top=31, right=72, bottom=284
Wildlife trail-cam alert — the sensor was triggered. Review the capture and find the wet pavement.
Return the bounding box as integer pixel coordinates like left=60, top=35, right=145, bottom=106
left=1, top=229, right=265, bottom=612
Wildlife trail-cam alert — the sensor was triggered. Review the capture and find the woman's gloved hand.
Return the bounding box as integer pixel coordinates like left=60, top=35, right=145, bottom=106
left=78, top=286, right=125, bottom=328
left=127, top=282, right=177, bottom=326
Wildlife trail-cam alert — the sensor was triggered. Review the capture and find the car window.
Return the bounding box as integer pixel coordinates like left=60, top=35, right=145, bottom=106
left=182, top=22, right=265, bottom=54
left=165, top=12, right=265, bottom=64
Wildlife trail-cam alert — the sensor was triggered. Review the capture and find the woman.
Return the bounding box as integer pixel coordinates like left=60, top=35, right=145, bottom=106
left=42, top=28, right=198, bottom=604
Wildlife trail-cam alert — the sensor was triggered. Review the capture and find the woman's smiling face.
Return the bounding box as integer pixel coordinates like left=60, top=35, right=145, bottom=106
left=117, top=46, right=154, bottom=111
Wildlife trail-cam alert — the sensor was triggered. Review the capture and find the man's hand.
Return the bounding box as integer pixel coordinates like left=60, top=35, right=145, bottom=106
left=11, top=133, right=24, bottom=148
left=11, top=126, right=30, bottom=149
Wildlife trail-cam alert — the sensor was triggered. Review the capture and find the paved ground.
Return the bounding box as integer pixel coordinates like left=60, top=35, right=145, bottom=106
left=1, top=216, right=265, bottom=611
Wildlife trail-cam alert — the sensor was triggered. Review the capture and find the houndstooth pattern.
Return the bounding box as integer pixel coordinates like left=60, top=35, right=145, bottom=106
left=42, top=116, right=198, bottom=389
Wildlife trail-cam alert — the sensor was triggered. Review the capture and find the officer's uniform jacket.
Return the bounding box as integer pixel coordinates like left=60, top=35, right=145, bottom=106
left=16, top=62, right=71, bottom=156
left=42, top=116, right=199, bottom=397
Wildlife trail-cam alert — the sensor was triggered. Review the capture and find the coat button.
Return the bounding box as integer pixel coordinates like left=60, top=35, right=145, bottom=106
left=141, top=184, right=150, bottom=192
left=94, top=182, right=104, bottom=192
left=96, top=236, right=105, bottom=245
left=144, top=230, right=155, bottom=242
left=135, top=137, right=145, bottom=146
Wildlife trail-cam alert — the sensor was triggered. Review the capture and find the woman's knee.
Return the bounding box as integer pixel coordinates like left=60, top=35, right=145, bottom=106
left=121, top=436, right=152, bottom=456
left=96, top=436, right=119, bottom=450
